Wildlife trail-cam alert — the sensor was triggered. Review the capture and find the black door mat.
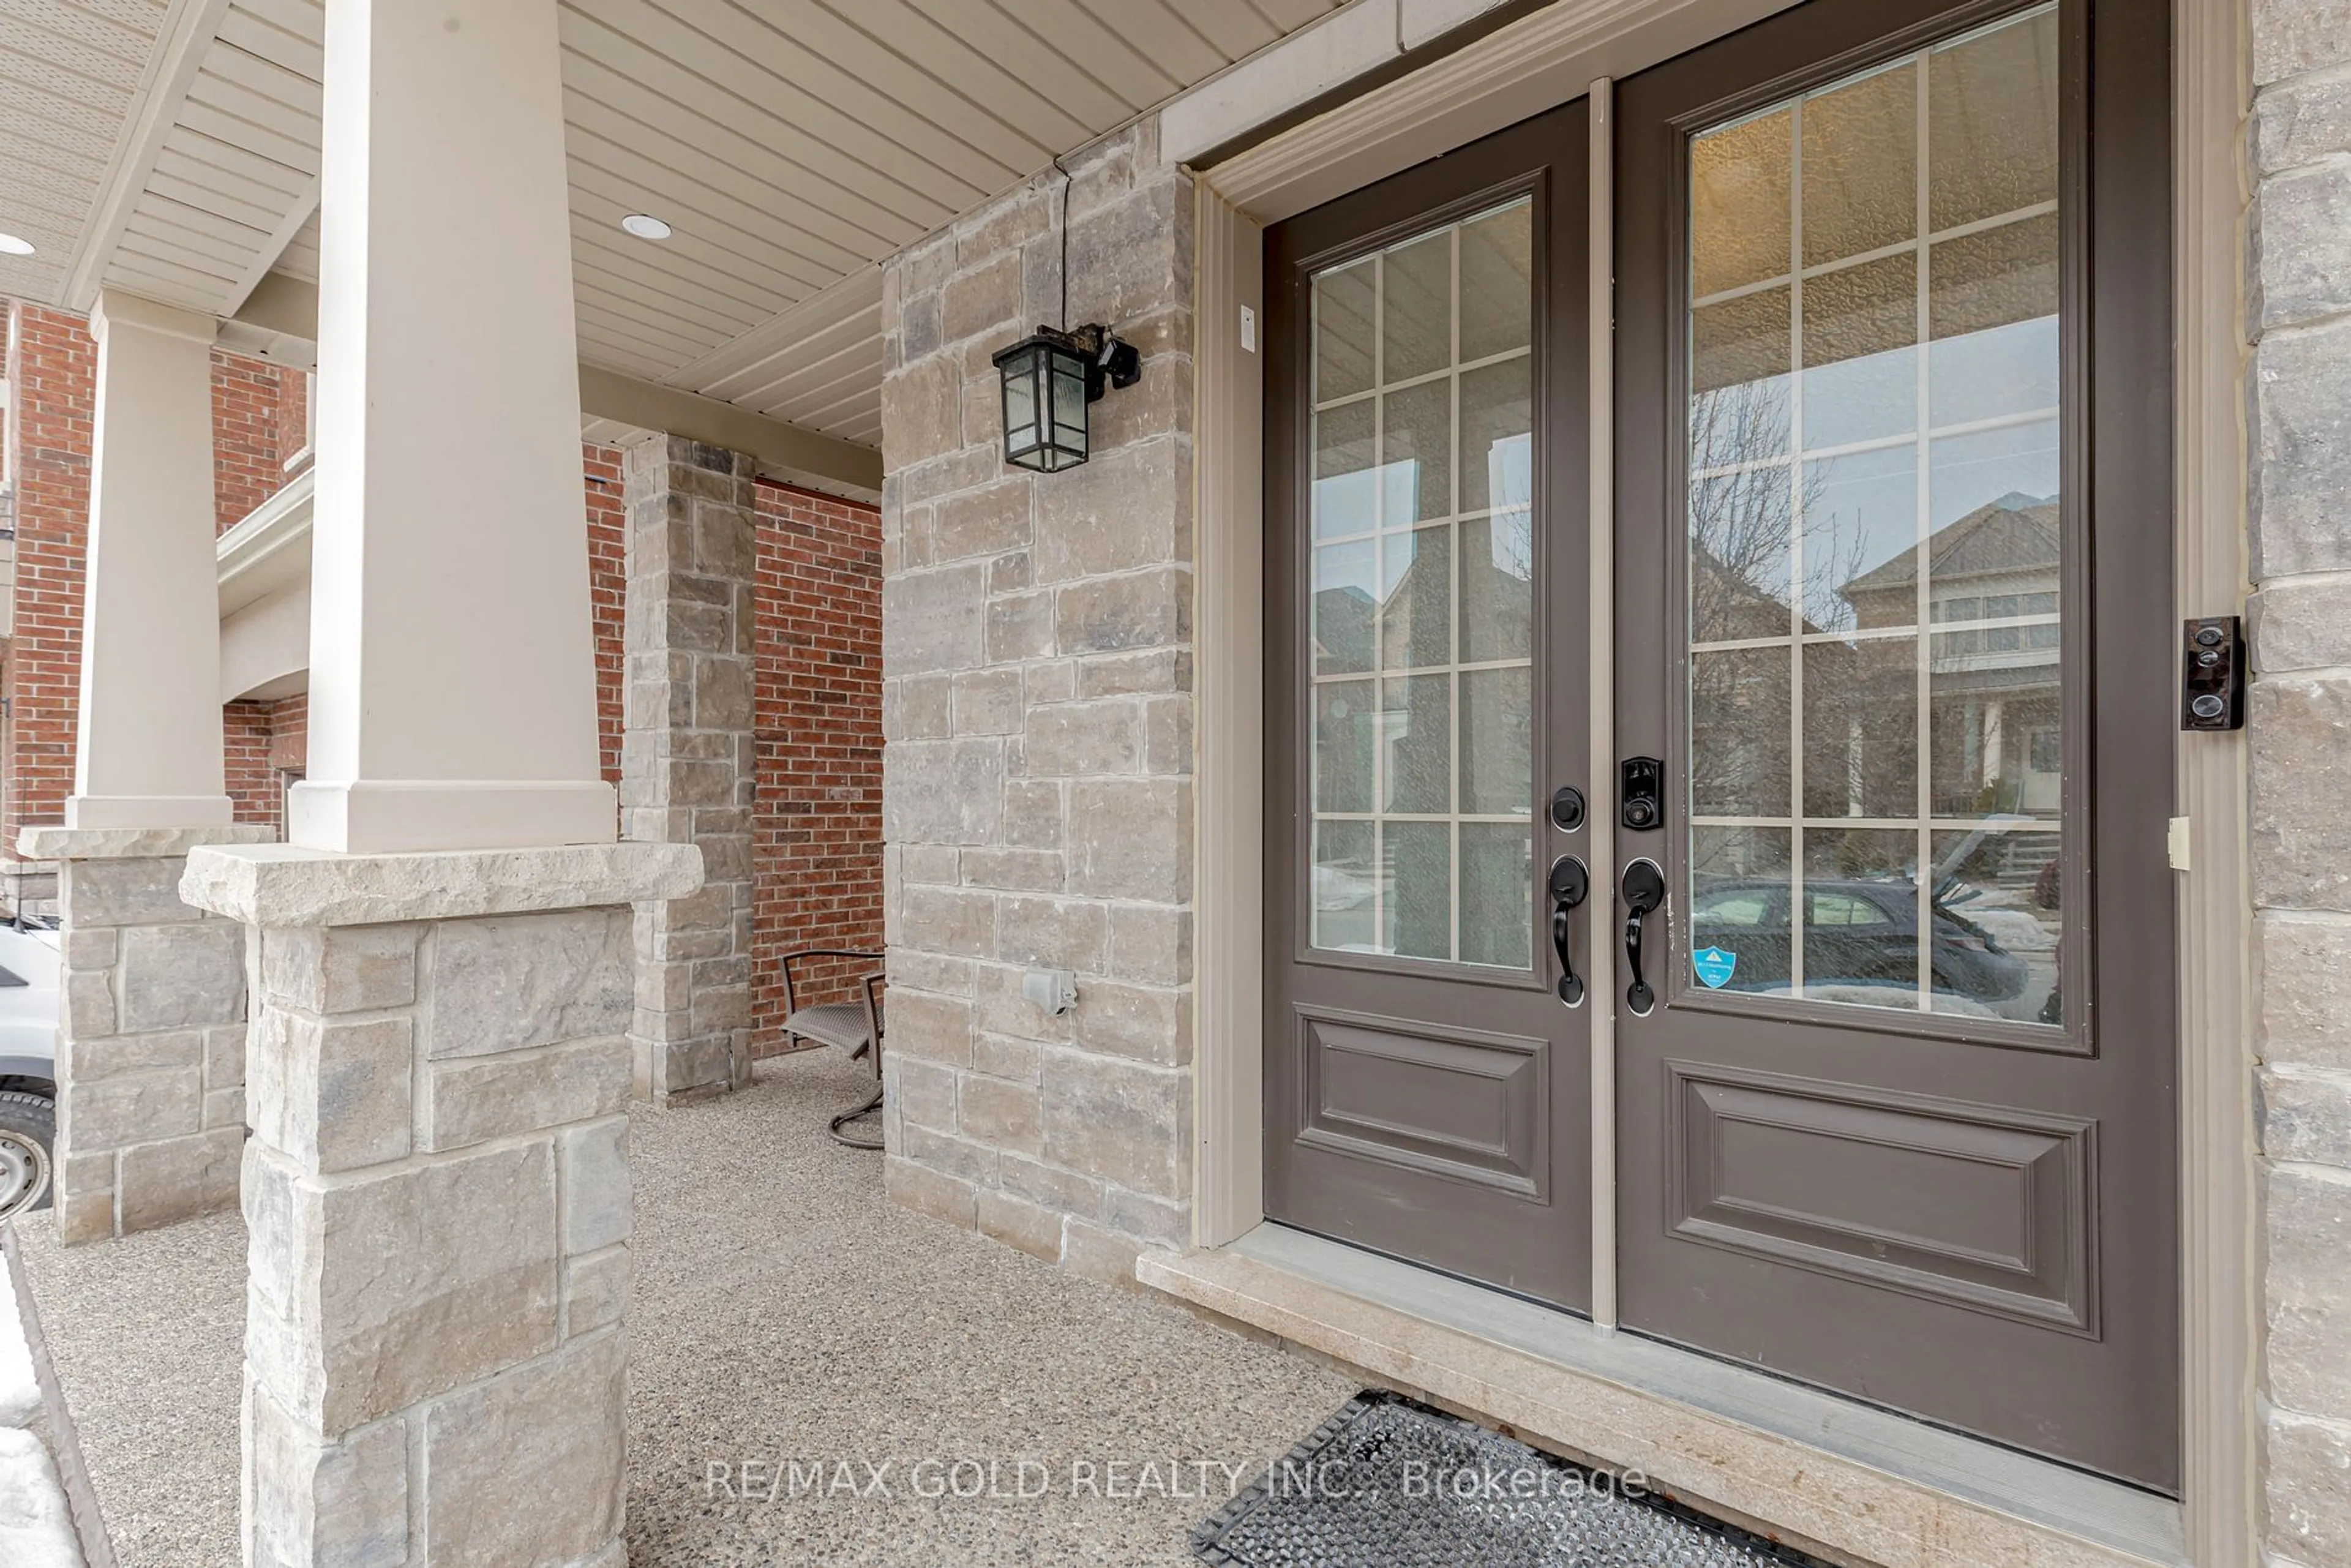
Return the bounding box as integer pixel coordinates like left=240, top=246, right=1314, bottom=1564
left=1192, top=1392, right=1828, bottom=1568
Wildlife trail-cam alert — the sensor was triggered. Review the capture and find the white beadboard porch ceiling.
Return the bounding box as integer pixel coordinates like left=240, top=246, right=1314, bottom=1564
left=1, top=0, right=1350, bottom=450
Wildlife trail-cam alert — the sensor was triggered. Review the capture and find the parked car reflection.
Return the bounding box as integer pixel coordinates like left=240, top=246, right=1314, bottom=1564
left=1689, top=874, right=2032, bottom=1014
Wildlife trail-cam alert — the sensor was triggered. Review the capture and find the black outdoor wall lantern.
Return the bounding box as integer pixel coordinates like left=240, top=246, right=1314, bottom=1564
left=992, top=323, right=1141, bottom=473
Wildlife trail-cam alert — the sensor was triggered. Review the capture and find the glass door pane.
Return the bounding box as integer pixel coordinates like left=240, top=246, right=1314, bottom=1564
left=1683, top=5, right=2064, bottom=1023
left=1308, top=199, right=1535, bottom=968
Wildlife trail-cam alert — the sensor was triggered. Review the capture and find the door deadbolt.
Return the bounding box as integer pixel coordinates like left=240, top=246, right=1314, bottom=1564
left=1620, top=757, right=1665, bottom=831
left=1550, top=785, right=1586, bottom=832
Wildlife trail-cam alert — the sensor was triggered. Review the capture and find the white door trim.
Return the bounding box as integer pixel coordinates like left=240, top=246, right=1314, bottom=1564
left=1183, top=0, right=2251, bottom=1556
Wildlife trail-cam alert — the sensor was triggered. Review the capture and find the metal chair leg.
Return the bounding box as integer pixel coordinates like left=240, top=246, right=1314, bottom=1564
left=827, top=1081, right=885, bottom=1151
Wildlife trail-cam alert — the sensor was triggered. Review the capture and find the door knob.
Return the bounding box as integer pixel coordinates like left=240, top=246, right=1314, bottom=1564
left=1621, top=858, right=1666, bottom=1016
left=1549, top=855, right=1589, bottom=1007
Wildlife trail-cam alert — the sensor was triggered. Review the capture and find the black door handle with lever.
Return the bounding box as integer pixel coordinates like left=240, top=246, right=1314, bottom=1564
left=1621, top=858, right=1666, bottom=1016
left=1548, top=855, right=1589, bottom=1007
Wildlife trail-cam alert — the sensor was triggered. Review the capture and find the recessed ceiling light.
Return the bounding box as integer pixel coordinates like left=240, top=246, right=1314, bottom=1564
left=0, top=232, right=35, bottom=257
left=620, top=214, right=672, bottom=241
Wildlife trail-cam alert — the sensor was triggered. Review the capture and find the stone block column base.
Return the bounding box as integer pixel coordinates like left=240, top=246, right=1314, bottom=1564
left=20, top=824, right=276, bottom=1244
left=183, top=839, right=701, bottom=1568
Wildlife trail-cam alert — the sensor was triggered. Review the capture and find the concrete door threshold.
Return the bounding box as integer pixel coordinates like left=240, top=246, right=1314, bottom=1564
left=1138, top=1223, right=2186, bottom=1568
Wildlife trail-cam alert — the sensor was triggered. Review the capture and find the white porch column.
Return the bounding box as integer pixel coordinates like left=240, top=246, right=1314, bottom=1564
left=179, top=2, right=699, bottom=1565
left=291, top=0, right=615, bottom=854
left=71, top=291, right=232, bottom=830
left=28, top=291, right=274, bottom=1244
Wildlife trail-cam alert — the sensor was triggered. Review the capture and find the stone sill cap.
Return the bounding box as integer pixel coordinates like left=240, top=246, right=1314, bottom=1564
left=180, top=840, right=705, bottom=928
left=17, top=825, right=278, bottom=861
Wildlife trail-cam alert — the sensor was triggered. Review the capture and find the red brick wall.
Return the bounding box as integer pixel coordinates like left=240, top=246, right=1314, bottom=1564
left=266, top=692, right=307, bottom=778
left=277, top=367, right=310, bottom=476
left=212, top=350, right=288, bottom=535
left=224, top=699, right=275, bottom=828
left=751, top=481, right=885, bottom=1050
left=224, top=693, right=308, bottom=836
left=584, top=443, right=626, bottom=789
left=5, top=305, right=94, bottom=852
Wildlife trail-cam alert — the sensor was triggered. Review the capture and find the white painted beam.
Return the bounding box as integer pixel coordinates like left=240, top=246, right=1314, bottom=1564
left=220, top=276, right=882, bottom=497
left=575, top=366, right=882, bottom=498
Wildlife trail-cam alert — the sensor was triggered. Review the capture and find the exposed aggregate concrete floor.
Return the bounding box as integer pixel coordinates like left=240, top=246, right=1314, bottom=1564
left=16, top=1050, right=1357, bottom=1566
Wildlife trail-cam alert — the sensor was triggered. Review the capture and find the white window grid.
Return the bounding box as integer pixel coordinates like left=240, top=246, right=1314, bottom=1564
left=1308, top=198, right=1537, bottom=969
left=1684, top=7, right=2064, bottom=1014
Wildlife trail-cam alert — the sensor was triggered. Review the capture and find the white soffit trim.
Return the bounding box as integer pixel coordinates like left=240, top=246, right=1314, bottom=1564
left=1160, top=0, right=1403, bottom=167
left=64, top=0, right=237, bottom=312
left=1160, top=0, right=1527, bottom=168
left=1189, top=0, right=1801, bottom=224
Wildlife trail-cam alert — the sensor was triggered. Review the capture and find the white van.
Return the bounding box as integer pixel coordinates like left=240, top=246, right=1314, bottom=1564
left=0, top=921, right=59, bottom=1219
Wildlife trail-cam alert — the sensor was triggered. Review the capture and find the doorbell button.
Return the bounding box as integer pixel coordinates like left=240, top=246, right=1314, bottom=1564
left=2179, top=615, right=2245, bottom=732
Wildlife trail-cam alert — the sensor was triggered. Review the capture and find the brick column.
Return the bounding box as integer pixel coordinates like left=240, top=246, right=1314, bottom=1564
left=184, top=841, right=699, bottom=1568
left=22, top=825, right=273, bottom=1242
left=876, top=121, right=1198, bottom=1282
left=2246, top=6, right=2351, bottom=1561
left=621, top=436, right=758, bottom=1103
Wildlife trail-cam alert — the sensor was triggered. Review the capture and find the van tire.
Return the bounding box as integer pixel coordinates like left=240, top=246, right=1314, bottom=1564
left=0, top=1090, right=55, bottom=1219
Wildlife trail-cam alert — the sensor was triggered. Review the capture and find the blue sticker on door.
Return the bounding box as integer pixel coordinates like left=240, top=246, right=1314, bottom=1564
left=1692, top=947, right=1737, bottom=989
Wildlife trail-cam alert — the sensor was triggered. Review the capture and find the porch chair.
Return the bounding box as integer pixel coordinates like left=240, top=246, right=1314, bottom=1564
left=779, top=949, right=887, bottom=1150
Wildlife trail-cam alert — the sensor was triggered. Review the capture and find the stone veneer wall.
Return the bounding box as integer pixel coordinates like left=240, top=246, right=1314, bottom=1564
left=623, top=435, right=759, bottom=1103
left=2246, top=6, right=2351, bottom=1562
left=48, top=834, right=269, bottom=1242
left=212, top=850, right=686, bottom=1568
left=877, top=120, right=1199, bottom=1281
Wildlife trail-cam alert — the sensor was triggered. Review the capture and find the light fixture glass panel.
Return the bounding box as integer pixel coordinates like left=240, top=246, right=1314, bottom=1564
left=1003, top=359, right=1038, bottom=450
left=1051, top=355, right=1088, bottom=449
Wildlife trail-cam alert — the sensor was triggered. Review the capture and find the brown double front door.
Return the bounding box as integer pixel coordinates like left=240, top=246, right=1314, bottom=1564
left=1262, top=0, right=2178, bottom=1493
